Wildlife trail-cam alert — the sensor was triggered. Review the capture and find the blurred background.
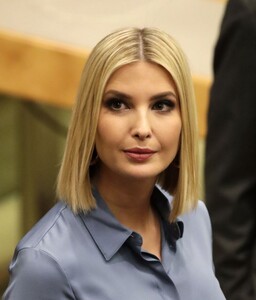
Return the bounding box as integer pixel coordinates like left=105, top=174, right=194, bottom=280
left=0, top=0, right=226, bottom=294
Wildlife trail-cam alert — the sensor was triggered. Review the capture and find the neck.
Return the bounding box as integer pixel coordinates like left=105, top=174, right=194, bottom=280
left=93, top=168, right=162, bottom=260
left=93, top=170, right=157, bottom=231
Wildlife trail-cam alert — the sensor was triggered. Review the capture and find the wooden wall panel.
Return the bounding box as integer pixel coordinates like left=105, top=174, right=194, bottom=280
left=0, top=29, right=210, bottom=137
left=0, top=30, right=88, bottom=107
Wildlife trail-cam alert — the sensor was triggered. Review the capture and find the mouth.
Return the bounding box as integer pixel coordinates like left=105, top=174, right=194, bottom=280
left=123, top=148, right=156, bottom=161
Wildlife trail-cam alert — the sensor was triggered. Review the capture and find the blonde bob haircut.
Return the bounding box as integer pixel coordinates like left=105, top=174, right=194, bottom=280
left=57, top=27, right=198, bottom=221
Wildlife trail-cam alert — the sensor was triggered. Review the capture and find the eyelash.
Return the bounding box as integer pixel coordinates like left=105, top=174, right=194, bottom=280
left=152, top=100, right=175, bottom=112
left=104, top=98, right=128, bottom=111
left=104, top=98, right=176, bottom=112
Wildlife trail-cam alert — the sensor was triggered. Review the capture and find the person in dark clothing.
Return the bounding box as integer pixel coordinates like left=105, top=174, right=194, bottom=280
left=205, top=1, right=256, bottom=299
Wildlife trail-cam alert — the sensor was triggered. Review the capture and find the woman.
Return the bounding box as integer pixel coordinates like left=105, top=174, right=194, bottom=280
left=4, top=27, right=225, bottom=299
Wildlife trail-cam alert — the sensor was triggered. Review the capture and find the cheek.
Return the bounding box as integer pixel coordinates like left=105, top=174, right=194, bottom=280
left=96, top=117, right=125, bottom=149
left=157, top=118, right=182, bottom=149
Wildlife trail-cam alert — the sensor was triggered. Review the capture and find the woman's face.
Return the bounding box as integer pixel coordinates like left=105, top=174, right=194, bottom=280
left=95, top=61, right=182, bottom=183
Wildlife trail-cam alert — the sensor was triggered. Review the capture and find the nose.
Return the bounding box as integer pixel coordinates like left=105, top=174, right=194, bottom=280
left=131, top=110, right=152, bottom=140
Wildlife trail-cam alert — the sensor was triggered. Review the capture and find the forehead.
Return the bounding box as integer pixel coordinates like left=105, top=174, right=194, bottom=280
left=104, top=61, right=177, bottom=94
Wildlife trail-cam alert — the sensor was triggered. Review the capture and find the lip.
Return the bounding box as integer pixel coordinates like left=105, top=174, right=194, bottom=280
left=123, top=147, right=156, bottom=162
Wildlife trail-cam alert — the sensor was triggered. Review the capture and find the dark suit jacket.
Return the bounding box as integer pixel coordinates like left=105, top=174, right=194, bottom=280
left=205, top=0, right=256, bottom=299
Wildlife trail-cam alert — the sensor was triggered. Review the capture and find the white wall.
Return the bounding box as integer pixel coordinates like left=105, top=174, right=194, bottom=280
left=0, top=0, right=225, bottom=76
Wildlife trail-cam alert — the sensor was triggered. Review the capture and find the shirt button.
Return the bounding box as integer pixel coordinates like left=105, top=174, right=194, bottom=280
left=137, top=236, right=143, bottom=246
left=131, top=233, right=143, bottom=246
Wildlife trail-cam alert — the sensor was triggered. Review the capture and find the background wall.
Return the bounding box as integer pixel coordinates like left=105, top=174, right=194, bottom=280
left=0, top=0, right=225, bottom=76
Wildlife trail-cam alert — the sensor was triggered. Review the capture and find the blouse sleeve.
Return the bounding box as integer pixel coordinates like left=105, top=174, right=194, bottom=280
left=3, top=248, right=75, bottom=300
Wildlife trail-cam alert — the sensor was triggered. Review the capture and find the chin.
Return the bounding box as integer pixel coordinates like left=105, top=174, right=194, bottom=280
left=120, top=167, right=163, bottom=181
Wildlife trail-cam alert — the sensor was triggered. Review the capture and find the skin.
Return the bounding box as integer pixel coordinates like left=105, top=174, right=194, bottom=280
left=94, top=61, right=182, bottom=259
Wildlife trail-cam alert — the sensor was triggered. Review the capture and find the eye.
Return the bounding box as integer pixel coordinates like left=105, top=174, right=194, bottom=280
left=152, top=99, right=175, bottom=112
left=104, top=98, right=128, bottom=111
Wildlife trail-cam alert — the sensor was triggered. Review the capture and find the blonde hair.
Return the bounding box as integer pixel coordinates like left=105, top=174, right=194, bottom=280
left=57, top=27, right=198, bottom=221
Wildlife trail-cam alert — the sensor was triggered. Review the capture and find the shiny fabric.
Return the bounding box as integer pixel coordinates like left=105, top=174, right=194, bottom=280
left=3, top=187, right=225, bottom=299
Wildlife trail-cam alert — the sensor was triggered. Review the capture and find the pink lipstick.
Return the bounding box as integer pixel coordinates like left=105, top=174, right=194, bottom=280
left=124, top=148, right=156, bottom=162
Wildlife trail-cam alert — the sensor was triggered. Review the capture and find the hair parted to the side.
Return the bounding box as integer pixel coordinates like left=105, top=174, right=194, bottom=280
left=57, top=27, right=198, bottom=221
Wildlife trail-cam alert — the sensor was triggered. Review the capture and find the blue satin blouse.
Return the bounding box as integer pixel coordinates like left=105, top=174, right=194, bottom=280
left=3, top=187, right=225, bottom=299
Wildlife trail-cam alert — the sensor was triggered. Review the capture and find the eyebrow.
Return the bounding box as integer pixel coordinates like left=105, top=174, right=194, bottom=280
left=103, top=90, right=131, bottom=100
left=151, top=91, right=177, bottom=101
left=103, top=90, right=178, bottom=101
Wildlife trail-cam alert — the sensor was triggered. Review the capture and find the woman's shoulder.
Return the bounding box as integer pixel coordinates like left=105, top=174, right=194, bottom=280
left=17, top=201, right=70, bottom=251
left=178, top=200, right=213, bottom=256
left=179, top=200, right=211, bottom=235
left=14, top=200, right=91, bottom=266
left=157, top=188, right=211, bottom=238
left=179, top=199, right=210, bottom=221
left=4, top=202, right=77, bottom=299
